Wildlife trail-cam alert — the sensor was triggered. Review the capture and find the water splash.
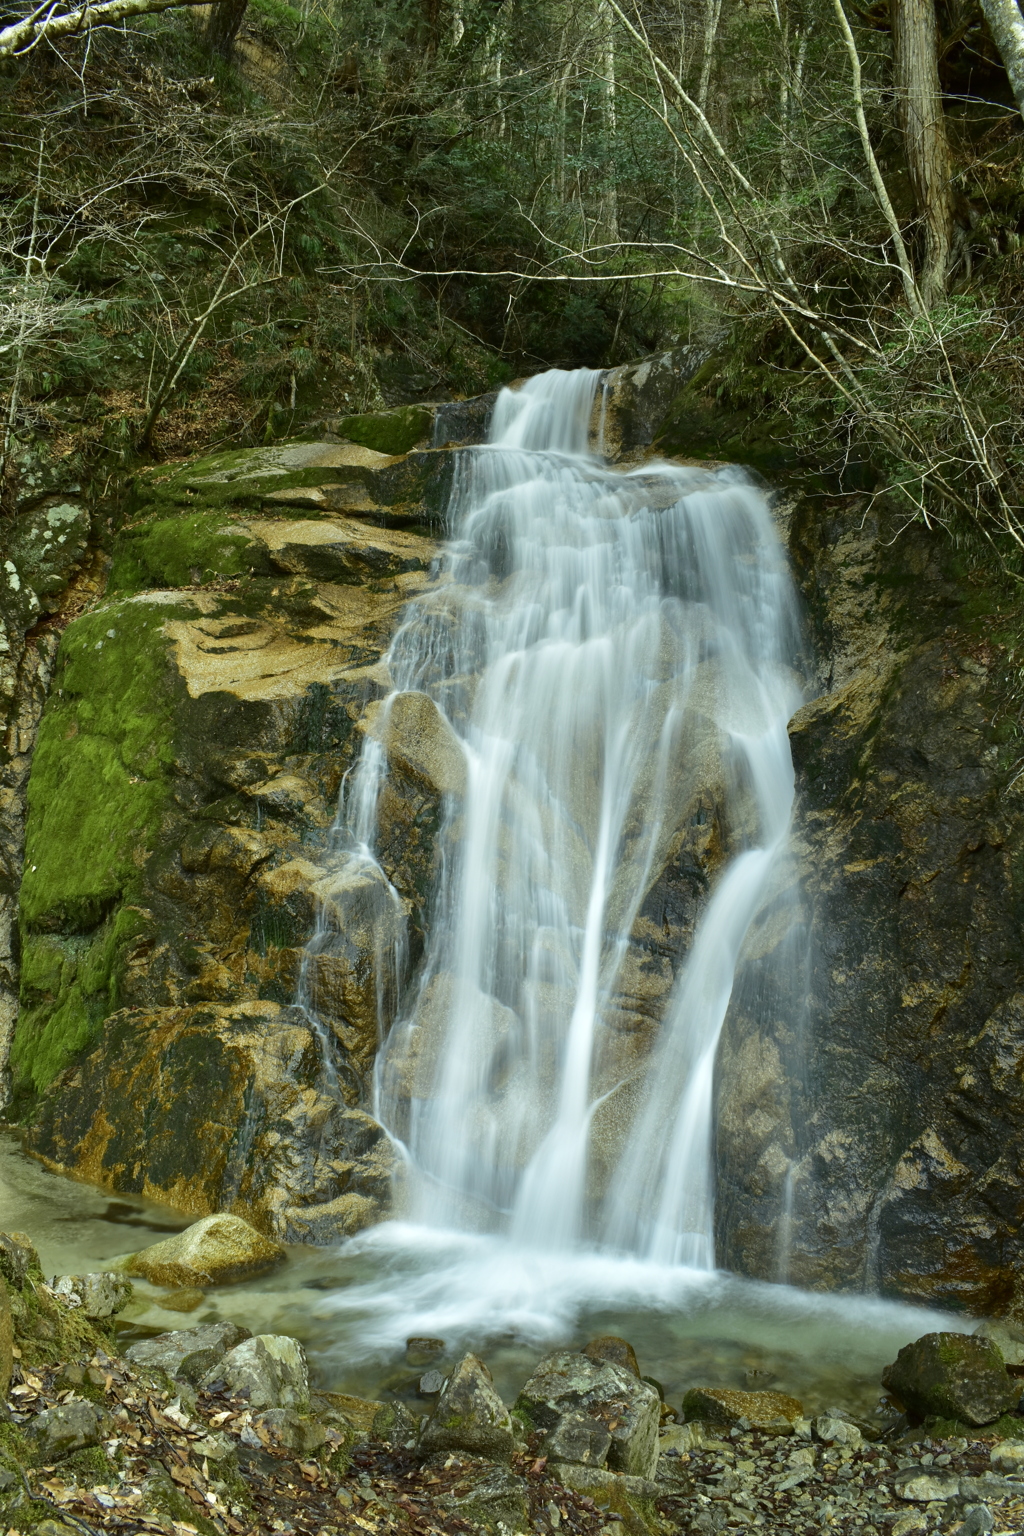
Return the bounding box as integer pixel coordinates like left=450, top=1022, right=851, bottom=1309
left=302, top=367, right=806, bottom=1263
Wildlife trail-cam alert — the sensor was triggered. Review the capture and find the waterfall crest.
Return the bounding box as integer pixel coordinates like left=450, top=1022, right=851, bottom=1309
left=306, top=367, right=804, bottom=1268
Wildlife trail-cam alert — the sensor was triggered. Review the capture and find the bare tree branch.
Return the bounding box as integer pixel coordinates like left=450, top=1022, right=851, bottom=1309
left=0, top=0, right=209, bottom=60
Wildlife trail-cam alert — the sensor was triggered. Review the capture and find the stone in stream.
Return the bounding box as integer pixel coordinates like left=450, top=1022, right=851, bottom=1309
left=407, top=1336, right=445, bottom=1366
left=681, top=1385, right=804, bottom=1433
left=881, top=1332, right=1019, bottom=1426
left=123, top=1213, right=286, bottom=1287
left=24, top=1401, right=113, bottom=1463
left=202, top=1334, right=310, bottom=1410
left=49, top=1272, right=134, bottom=1319
left=126, top=1321, right=251, bottom=1383
left=515, top=1349, right=661, bottom=1478
left=813, top=1413, right=863, bottom=1448
left=419, top=1353, right=515, bottom=1460
left=583, top=1335, right=641, bottom=1377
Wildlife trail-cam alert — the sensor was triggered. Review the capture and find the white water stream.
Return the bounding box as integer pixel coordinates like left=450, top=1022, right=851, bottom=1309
left=2, top=373, right=967, bottom=1401
left=319, top=367, right=804, bottom=1269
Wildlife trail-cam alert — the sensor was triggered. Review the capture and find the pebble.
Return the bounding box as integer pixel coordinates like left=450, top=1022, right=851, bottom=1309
left=654, top=1426, right=1024, bottom=1535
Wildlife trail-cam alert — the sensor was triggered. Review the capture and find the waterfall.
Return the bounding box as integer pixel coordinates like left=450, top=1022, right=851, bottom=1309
left=309, top=366, right=804, bottom=1269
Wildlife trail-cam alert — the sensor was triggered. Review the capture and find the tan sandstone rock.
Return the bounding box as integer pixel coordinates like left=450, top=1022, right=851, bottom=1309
left=124, top=1213, right=285, bottom=1287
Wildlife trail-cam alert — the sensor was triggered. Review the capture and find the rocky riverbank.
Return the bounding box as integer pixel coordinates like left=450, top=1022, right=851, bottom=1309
left=4, top=1221, right=1024, bottom=1536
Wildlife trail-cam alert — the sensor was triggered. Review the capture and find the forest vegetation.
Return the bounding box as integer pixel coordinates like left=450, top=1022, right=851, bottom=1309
left=1, top=0, right=1024, bottom=562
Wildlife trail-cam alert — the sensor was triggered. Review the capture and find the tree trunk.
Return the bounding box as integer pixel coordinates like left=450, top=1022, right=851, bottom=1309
left=979, top=0, right=1024, bottom=119
left=206, top=0, right=248, bottom=56
left=891, top=0, right=953, bottom=308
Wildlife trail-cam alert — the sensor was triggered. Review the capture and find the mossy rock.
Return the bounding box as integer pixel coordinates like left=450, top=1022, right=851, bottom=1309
left=141, top=1469, right=219, bottom=1536
left=108, top=512, right=271, bottom=594
left=8, top=1275, right=112, bottom=1369
left=11, top=599, right=189, bottom=1101
left=56, top=1445, right=119, bottom=1484
left=335, top=406, right=433, bottom=456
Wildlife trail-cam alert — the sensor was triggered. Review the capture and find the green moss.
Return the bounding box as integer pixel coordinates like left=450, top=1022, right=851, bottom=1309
left=0, top=1421, right=28, bottom=1467
left=142, top=1470, right=219, bottom=1536
left=57, top=1445, right=117, bottom=1482
left=336, top=406, right=432, bottom=456
left=19, top=601, right=184, bottom=929
left=11, top=600, right=189, bottom=1098
left=0, top=1491, right=53, bottom=1530
left=109, top=512, right=264, bottom=593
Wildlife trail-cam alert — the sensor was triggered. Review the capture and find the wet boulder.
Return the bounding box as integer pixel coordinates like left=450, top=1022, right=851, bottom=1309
left=583, top=1335, right=641, bottom=1377
left=125, top=1321, right=251, bottom=1384
left=419, top=1353, right=515, bottom=1461
left=882, top=1332, right=1018, bottom=1426
left=123, top=1214, right=285, bottom=1288
left=682, top=1387, right=803, bottom=1433
left=25, top=1401, right=113, bottom=1464
left=514, top=1349, right=660, bottom=1478
left=202, top=1333, right=310, bottom=1410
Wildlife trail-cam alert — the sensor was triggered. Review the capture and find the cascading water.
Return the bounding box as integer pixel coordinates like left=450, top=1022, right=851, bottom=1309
left=307, top=366, right=805, bottom=1274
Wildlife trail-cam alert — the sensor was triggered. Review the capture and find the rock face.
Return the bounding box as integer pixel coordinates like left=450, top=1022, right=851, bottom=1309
left=514, top=1350, right=660, bottom=1479
left=419, top=1354, right=515, bottom=1461
left=32, top=1008, right=397, bottom=1242
left=712, top=487, right=1024, bottom=1311
left=881, top=1332, right=1019, bottom=1426
left=10, top=362, right=1024, bottom=1306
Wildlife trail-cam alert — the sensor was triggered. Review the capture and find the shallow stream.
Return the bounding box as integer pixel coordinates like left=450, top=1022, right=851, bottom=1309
left=1, top=1131, right=962, bottom=1426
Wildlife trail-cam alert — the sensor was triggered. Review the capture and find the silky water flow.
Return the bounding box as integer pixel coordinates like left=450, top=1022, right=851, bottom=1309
left=5, top=366, right=960, bottom=1394
left=299, top=366, right=807, bottom=1281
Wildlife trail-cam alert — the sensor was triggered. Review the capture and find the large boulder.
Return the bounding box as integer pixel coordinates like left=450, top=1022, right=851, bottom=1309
left=124, top=1214, right=284, bottom=1287
left=202, top=1333, right=310, bottom=1410
left=125, top=1321, right=251, bottom=1383
left=514, top=1350, right=660, bottom=1478
left=882, top=1332, right=1019, bottom=1426
left=419, top=1354, right=515, bottom=1461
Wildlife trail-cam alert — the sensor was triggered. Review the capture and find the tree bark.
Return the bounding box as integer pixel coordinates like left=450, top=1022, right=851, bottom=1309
left=891, top=0, right=954, bottom=308
left=979, top=0, right=1024, bottom=119
left=206, top=0, right=248, bottom=57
